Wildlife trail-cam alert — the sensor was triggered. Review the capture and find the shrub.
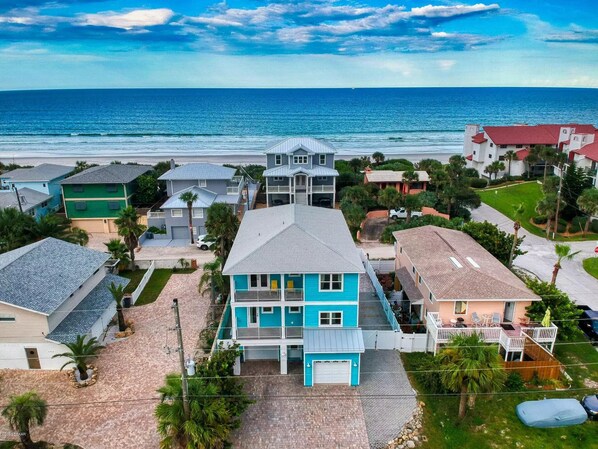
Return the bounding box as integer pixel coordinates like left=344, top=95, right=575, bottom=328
left=147, top=226, right=166, bottom=234
left=556, top=221, right=567, bottom=233
left=407, top=353, right=449, bottom=394
left=470, top=178, right=488, bottom=188
left=488, top=178, right=507, bottom=186
left=570, top=216, right=587, bottom=233
left=380, top=215, right=460, bottom=243
left=199, top=327, right=216, bottom=352
left=504, top=372, right=526, bottom=392
left=533, top=215, right=547, bottom=225
left=591, top=219, right=598, bottom=233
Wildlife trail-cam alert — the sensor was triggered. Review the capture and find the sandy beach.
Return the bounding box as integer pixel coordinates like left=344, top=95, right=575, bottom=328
left=2, top=151, right=457, bottom=167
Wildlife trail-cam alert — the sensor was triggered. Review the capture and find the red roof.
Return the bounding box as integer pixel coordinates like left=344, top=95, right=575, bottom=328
left=465, top=154, right=473, bottom=161
left=515, top=148, right=530, bottom=159
left=472, top=132, right=487, bottom=144
left=483, top=124, right=596, bottom=146
left=574, top=132, right=598, bottom=162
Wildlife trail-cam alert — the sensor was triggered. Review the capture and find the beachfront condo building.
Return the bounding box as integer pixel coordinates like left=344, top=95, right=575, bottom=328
left=60, top=164, right=151, bottom=233
left=221, top=204, right=365, bottom=386
left=463, top=123, right=597, bottom=179
left=147, top=161, right=245, bottom=240
left=263, top=137, right=338, bottom=208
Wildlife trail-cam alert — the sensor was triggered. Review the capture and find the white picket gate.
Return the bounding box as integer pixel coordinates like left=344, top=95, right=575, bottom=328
left=362, top=330, right=427, bottom=352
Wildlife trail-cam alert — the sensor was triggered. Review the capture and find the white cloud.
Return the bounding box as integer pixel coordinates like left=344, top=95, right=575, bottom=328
left=79, top=8, right=174, bottom=30
left=411, top=3, right=500, bottom=18
left=437, top=59, right=456, bottom=70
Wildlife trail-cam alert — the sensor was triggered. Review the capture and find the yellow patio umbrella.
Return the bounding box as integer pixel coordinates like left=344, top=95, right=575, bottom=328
left=541, top=307, right=551, bottom=327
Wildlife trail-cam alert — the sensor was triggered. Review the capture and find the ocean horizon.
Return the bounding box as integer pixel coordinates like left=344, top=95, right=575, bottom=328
left=1, top=87, right=597, bottom=160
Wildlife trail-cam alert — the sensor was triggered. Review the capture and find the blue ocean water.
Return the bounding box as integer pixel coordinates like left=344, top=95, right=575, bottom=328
left=0, top=88, right=596, bottom=158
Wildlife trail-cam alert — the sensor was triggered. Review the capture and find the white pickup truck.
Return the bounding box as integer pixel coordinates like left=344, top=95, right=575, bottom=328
left=389, top=208, right=423, bottom=220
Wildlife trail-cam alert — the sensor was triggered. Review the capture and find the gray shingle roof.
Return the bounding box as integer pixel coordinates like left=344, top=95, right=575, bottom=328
left=223, top=204, right=364, bottom=275
left=0, top=188, right=52, bottom=213
left=0, top=238, right=110, bottom=315
left=304, top=328, right=365, bottom=353
left=46, top=274, right=129, bottom=344
left=392, top=226, right=540, bottom=301
left=263, top=165, right=339, bottom=177
left=161, top=186, right=218, bottom=209
left=60, top=164, right=151, bottom=185
left=1, top=164, right=73, bottom=182
left=159, top=163, right=236, bottom=181
left=264, top=137, right=337, bottom=154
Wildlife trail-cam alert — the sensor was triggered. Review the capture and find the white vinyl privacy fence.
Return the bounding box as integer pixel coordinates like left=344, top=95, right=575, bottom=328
left=130, top=261, right=155, bottom=305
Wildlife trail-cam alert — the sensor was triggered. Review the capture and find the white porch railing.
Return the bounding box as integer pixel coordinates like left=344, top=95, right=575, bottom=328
left=521, top=324, right=558, bottom=342
left=237, top=327, right=282, bottom=339
left=310, top=185, right=335, bottom=193
left=234, top=290, right=281, bottom=302
left=147, top=211, right=165, bottom=219
left=499, top=331, right=525, bottom=352
left=267, top=185, right=291, bottom=193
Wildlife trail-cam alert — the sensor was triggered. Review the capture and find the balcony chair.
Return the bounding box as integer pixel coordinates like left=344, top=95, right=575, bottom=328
left=471, top=312, right=482, bottom=327
left=491, top=312, right=501, bottom=327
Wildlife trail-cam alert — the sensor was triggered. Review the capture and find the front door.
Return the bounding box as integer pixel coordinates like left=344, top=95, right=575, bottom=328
left=25, top=348, right=41, bottom=369
left=249, top=274, right=269, bottom=290
left=504, top=302, right=516, bottom=322
left=248, top=307, right=259, bottom=327
left=295, top=175, right=307, bottom=191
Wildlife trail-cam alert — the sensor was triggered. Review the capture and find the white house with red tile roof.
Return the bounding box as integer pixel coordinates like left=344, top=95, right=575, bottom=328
left=463, top=123, right=597, bottom=179
left=563, top=131, right=598, bottom=187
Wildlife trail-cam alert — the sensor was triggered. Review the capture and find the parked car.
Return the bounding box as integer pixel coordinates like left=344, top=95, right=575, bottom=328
left=577, top=305, right=598, bottom=343
left=196, top=234, right=214, bottom=251
left=581, top=394, right=598, bottom=421
left=516, top=399, right=588, bottom=428
left=390, top=208, right=423, bottom=219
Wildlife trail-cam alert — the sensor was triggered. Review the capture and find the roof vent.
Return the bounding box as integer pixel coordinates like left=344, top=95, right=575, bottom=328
left=466, top=257, right=480, bottom=268
left=449, top=257, right=463, bottom=268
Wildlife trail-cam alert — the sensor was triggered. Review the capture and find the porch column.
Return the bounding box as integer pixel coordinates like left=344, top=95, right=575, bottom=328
left=289, top=177, right=293, bottom=204
left=332, top=177, right=336, bottom=206
left=231, top=308, right=237, bottom=339
left=280, top=344, right=288, bottom=375
left=266, top=178, right=270, bottom=207
left=281, top=274, right=285, bottom=301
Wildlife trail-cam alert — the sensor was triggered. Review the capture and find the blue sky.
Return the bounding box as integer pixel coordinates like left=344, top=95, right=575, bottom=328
left=0, top=0, right=596, bottom=89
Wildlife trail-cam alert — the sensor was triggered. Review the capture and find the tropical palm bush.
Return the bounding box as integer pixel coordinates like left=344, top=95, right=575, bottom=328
left=114, top=206, right=146, bottom=271
left=52, top=335, right=104, bottom=381
left=179, top=190, right=199, bottom=244
left=1, top=391, right=48, bottom=449
left=108, top=281, right=127, bottom=332
left=205, top=203, right=239, bottom=263
left=105, top=238, right=130, bottom=269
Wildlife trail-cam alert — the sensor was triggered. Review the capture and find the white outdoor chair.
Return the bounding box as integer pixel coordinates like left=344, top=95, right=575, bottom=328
left=491, top=312, right=501, bottom=327
left=471, top=312, right=482, bottom=327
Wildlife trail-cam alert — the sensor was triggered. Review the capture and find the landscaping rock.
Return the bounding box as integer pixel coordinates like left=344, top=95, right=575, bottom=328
left=385, top=402, right=426, bottom=449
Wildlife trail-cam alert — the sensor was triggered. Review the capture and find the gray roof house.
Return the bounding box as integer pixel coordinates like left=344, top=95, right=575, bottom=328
left=0, top=188, right=52, bottom=218
left=148, top=162, right=245, bottom=242
left=0, top=238, right=129, bottom=370
left=263, top=137, right=338, bottom=208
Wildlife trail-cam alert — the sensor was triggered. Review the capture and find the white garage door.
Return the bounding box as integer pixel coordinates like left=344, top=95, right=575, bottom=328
left=313, top=360, right=351, bottom=385
left=244, top=346, right=279, bottom=361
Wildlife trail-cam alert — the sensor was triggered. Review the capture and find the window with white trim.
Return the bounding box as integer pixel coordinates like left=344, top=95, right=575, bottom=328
left=192, top=208, right=204, bottom=218
left=171, top=209, right=183, bottom=217
left=319, top=311, right=342, bottom=326
left=417, top=274, right=422, bottom=285
left=198, top=180, right=207, bottom=187
left=262, top=307, right=273, bottom=314
left=250, top=274, right=268, bottom=289
left=454, top=301, right=467, bottom=315
left=275, top=154, right=282, bottom=165
left=289, top=306, right=301, bottom=313
left=316, top=176, right=328, bottom=181
left=319, top=154, right=326, bottom=165
left=273, top=176, right=284, bottom=182
left=320, top=274, right=343, bottom=291
left=293, top=155, right=308, bottom=165
left=0, top=314, right=16, bottom=322
left=429, top=292, right=434, bottom=302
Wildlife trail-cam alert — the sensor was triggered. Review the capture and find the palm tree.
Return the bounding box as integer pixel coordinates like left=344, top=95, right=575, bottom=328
left=108, top=281, right=127, bottom=332
left=105, top=238, right=130, bottom=269
left=52, top=335, right=104, bottom=381
left=340, top=201, right=366, bottom=237
left=114, top=206, right=146, bottom=271
left=508, top=203, right=525, bottom=268
left=539, top=146, right=557, bottom=184
left=178, top=190, right=199, bottom=244
left=484, top=161, right=505, bottom=180
left=0, top=207, right=36, bottom=253
left=503, top=150, right=518, bottom=176
left=372, top=151, right=385, bottom=165
left=401, top=169, right=419, bottom=194
left=536, top=193, right=558, bottom=238
left=402, top=193, right=421, bottom=224
left=551, top=243, right=581, bottom=285
left=1, top=391, right=48, bottom=449
left=524, top=151, right=540, bottom=179
left=348, top=158, right=363, bottom=174
left=199, top=258, right=227, bottom=320
left=577, top=188, right=598, bottom=236
left=69, top=227, right=89, bottom=246
left=74, top=160, right=90, bottom=174
left=377, top=187, right=400, bottom=223
left=205, top=203, right=239, bottom=263
left=156, top=373, right=232, bottom=449
left=34, top=213, right=72, bottom=240
left=437, top=333, right=506, bottom=419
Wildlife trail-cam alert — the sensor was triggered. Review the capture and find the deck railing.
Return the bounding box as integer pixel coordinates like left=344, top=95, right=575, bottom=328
left=234, top=290, right=281, bottom=302
left=521, top=324, right=558, bottom=342
left=236, top=326, right=303, bottom=340
left=310, top=185, right=335, bottom=193
left=285, top=288, right=304, bottom=301
left=267, top=185, right=291, bottom=193
left=147, top=211, right=165, bottom=219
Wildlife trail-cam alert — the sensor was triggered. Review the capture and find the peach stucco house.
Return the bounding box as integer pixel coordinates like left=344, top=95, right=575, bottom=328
left=363, top=168, right=429, bottom=195
left=393, top=225, right=558, bottom=358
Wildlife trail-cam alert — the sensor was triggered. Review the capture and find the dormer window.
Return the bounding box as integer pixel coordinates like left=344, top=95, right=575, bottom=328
left=275, top=155, right=282, bottom=165
left=293, top=155, right=308, bottom=165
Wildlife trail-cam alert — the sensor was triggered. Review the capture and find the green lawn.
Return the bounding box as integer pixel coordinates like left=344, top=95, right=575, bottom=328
left=402, top=340, right=598, bottom=449
left=479, top=182, right=598, bottom=241
left=583, top=258, right=598, bottom=280
left=119, top=269, right=147, bottom=294
left=120, top=269, right=173, bottom=306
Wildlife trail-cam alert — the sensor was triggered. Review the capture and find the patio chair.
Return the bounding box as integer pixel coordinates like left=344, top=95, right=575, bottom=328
left=435, top=317, right=443, bottom=327
left=471, top=312, right=482, bottom=327
left=491, top=312, right=501, bottom=327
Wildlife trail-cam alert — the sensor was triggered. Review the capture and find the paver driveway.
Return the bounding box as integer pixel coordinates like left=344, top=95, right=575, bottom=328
left=0, top=269, right=208, bottom=449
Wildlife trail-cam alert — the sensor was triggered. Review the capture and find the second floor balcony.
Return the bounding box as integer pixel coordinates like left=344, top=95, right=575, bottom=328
left=236, top=326, right=303, bottom=339
left=234, top=288, right=304, bottom=302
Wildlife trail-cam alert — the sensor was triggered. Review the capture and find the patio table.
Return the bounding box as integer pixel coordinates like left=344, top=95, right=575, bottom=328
left=481, top=314, right=492, bottom=327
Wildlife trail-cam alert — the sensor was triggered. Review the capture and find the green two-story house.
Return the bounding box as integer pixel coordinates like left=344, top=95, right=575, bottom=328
left=60, top=164, right=151, bottom=233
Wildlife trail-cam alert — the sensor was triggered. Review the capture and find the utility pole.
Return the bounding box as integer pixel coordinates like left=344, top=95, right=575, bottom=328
left=12, top=185, right=23, bottom=213
left=172, top=298, right=190, bottom=419
left=552, top=161, right=564, bottom=240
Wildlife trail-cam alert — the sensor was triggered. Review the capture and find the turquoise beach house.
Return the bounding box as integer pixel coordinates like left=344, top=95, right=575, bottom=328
left=222, top=204, right=365, bottom=386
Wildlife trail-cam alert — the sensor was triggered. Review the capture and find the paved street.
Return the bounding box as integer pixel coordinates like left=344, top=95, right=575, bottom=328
left=472, top=203, right=598, bottom=309
left=0, top=270, right=208, bottom=449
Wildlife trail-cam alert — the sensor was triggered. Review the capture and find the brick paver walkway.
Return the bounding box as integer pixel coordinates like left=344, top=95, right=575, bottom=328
left=0, top=269, right=208, bottom=449
left=231, top=361, right=370, bottom=449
